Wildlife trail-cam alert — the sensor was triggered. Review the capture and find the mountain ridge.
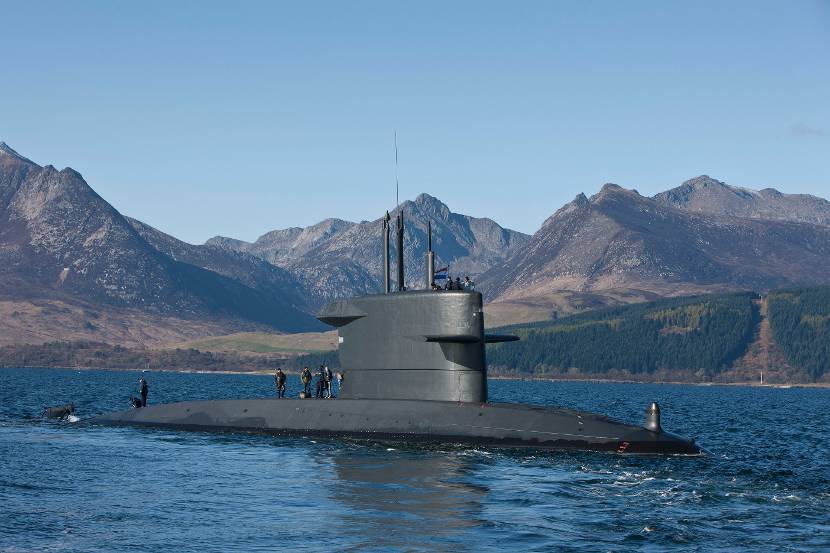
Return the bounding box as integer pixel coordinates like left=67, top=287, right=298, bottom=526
left=0, top=144, right=321, bottom=346
left=653, top=175, right=830, bottom=226
left=208, top=192, right=531, bottom=307
left=3, top=142, right=830, bottom=343
left=479, top=179, right=830, bottom=322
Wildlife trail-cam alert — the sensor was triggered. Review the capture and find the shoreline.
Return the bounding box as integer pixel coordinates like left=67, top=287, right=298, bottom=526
left=0, top=365, right=276, bottom=376
left=3, top=365, right=828, bottom=388
left=487, top=374, right=830, bottom=388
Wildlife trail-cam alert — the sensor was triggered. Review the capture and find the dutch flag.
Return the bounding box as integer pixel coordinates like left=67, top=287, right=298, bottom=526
left=434, top=267, right=448, bottom=280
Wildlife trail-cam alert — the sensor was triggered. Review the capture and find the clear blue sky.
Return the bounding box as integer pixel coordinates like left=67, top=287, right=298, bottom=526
left=1, top=1, right=828, bottom=243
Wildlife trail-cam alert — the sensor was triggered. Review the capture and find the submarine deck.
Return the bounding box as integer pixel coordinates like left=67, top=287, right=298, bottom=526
left=92, top=398, right=700, bottom=455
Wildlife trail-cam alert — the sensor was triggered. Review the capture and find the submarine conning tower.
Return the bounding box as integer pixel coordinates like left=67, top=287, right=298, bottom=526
left=316, top=209, right=517, bottom=403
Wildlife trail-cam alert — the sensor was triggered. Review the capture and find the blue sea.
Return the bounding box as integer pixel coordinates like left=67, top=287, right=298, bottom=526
left=1, top=367, right=829, bottom=552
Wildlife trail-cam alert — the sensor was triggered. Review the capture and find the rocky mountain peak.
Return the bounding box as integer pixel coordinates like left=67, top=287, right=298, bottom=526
left=658, top=175, right=744, bottom=203
left=654, top=176, right=830, bottom=226
left=413, top=192, right=446, bottom=208
left=600, top=182, right=624, bottom=193
left=0, top=142, right=37, bottom=166
left=654, top=175, right=753, bottom=204
left=541, top=192, right=590, bottom=228
left=589, top=183, right=645, bottom=206
left=399, top=193, right=451, bottom=221
left=683, top=175, right=726, bottom=189
left=573, top=192, right=589, bottom=206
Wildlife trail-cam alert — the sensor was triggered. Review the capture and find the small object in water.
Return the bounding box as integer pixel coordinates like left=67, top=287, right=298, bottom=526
left=44, top=403, right=75, bottom=420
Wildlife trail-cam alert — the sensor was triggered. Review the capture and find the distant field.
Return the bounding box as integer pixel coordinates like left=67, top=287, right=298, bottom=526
left=483, top=288, right=663, bottom=327
left=169, top=331, right=339, bottom=355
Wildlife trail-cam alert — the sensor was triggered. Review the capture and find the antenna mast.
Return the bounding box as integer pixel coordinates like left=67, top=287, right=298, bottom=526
left=394, top=131, right=399, bottom=207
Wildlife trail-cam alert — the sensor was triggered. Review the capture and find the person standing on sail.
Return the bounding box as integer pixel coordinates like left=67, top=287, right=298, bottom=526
left=463, top=276, right=475, bottom=291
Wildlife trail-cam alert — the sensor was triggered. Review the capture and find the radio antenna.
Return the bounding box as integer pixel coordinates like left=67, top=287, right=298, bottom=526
left=394, top=131, right=399, bottom=207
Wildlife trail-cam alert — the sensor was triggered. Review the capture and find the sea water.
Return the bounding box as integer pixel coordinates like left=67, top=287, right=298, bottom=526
left=1, top=367, right=828, bottom=552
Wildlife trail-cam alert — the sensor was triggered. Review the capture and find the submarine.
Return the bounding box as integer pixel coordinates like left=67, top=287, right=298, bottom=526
left=93, top=210, right=701, bottom=455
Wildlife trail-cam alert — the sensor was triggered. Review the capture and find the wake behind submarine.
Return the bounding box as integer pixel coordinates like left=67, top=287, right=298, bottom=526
left=93, top=211, right=700, bottom=455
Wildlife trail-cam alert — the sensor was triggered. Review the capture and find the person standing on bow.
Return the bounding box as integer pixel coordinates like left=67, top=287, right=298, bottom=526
left=139, top=378, right=148, bottom=407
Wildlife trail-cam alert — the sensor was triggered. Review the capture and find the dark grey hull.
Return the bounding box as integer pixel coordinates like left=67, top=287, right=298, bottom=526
left=92, top=398, right=701, bottom=455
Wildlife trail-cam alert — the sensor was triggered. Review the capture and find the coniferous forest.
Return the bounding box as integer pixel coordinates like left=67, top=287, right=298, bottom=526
left=486, top=293, right=758, bottom=379
left=767, top=287, right=830, bottom=381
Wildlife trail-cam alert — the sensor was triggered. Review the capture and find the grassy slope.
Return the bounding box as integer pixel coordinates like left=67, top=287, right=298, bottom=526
left=168, top=331, right=339, bottom=355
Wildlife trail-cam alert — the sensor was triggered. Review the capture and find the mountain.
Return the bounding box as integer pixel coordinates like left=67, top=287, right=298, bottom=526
left=126, top=217, right=310, bottom=313
left=213, top=218, right=356, bottom=266
left=207, top=193, right=531, bottom=307
left=479, top=182, right=830, bottom=320
left=0, top=142, right=320, bottom=346
left=5, top=140, right=830, bottom=346
left=654, top=175, right=830, bottom=226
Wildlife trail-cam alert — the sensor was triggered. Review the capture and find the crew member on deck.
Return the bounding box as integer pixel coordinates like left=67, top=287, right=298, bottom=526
left=274, top=368, right=286, bottom=398
left=139, top=378, right=148, bottom=407
left=335, top=372, right=343, bottom=396
left=463, top=276, right=475, bottom=291
left=315, top=366, right=325, bottom=398
left=323, top=365, right=333, bottom=398
left=301, top=366, right=312, bottom=396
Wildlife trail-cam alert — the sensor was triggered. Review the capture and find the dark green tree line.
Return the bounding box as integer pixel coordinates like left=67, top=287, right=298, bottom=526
left=768, top=287, right=830, bottom=380
left=487, top=293, right=757, bottom=377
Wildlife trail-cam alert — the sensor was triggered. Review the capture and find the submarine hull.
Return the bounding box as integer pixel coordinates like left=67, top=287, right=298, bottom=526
left=92, top=398, right=700, bottom=455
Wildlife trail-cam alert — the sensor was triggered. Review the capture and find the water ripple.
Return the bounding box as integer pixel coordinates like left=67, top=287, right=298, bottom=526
left=1, top=368, right=829, bottom=551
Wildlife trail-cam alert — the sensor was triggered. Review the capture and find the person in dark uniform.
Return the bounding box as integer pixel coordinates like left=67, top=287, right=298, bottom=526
left=301, top=367, right=312, bottom=396
left=315, top=366, right=325, bottom=398
left=139, top=378, right=148, bottom=407
left=274, top=368, right=286, bottom=398
left=322, top=365, right=333, bottom=398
